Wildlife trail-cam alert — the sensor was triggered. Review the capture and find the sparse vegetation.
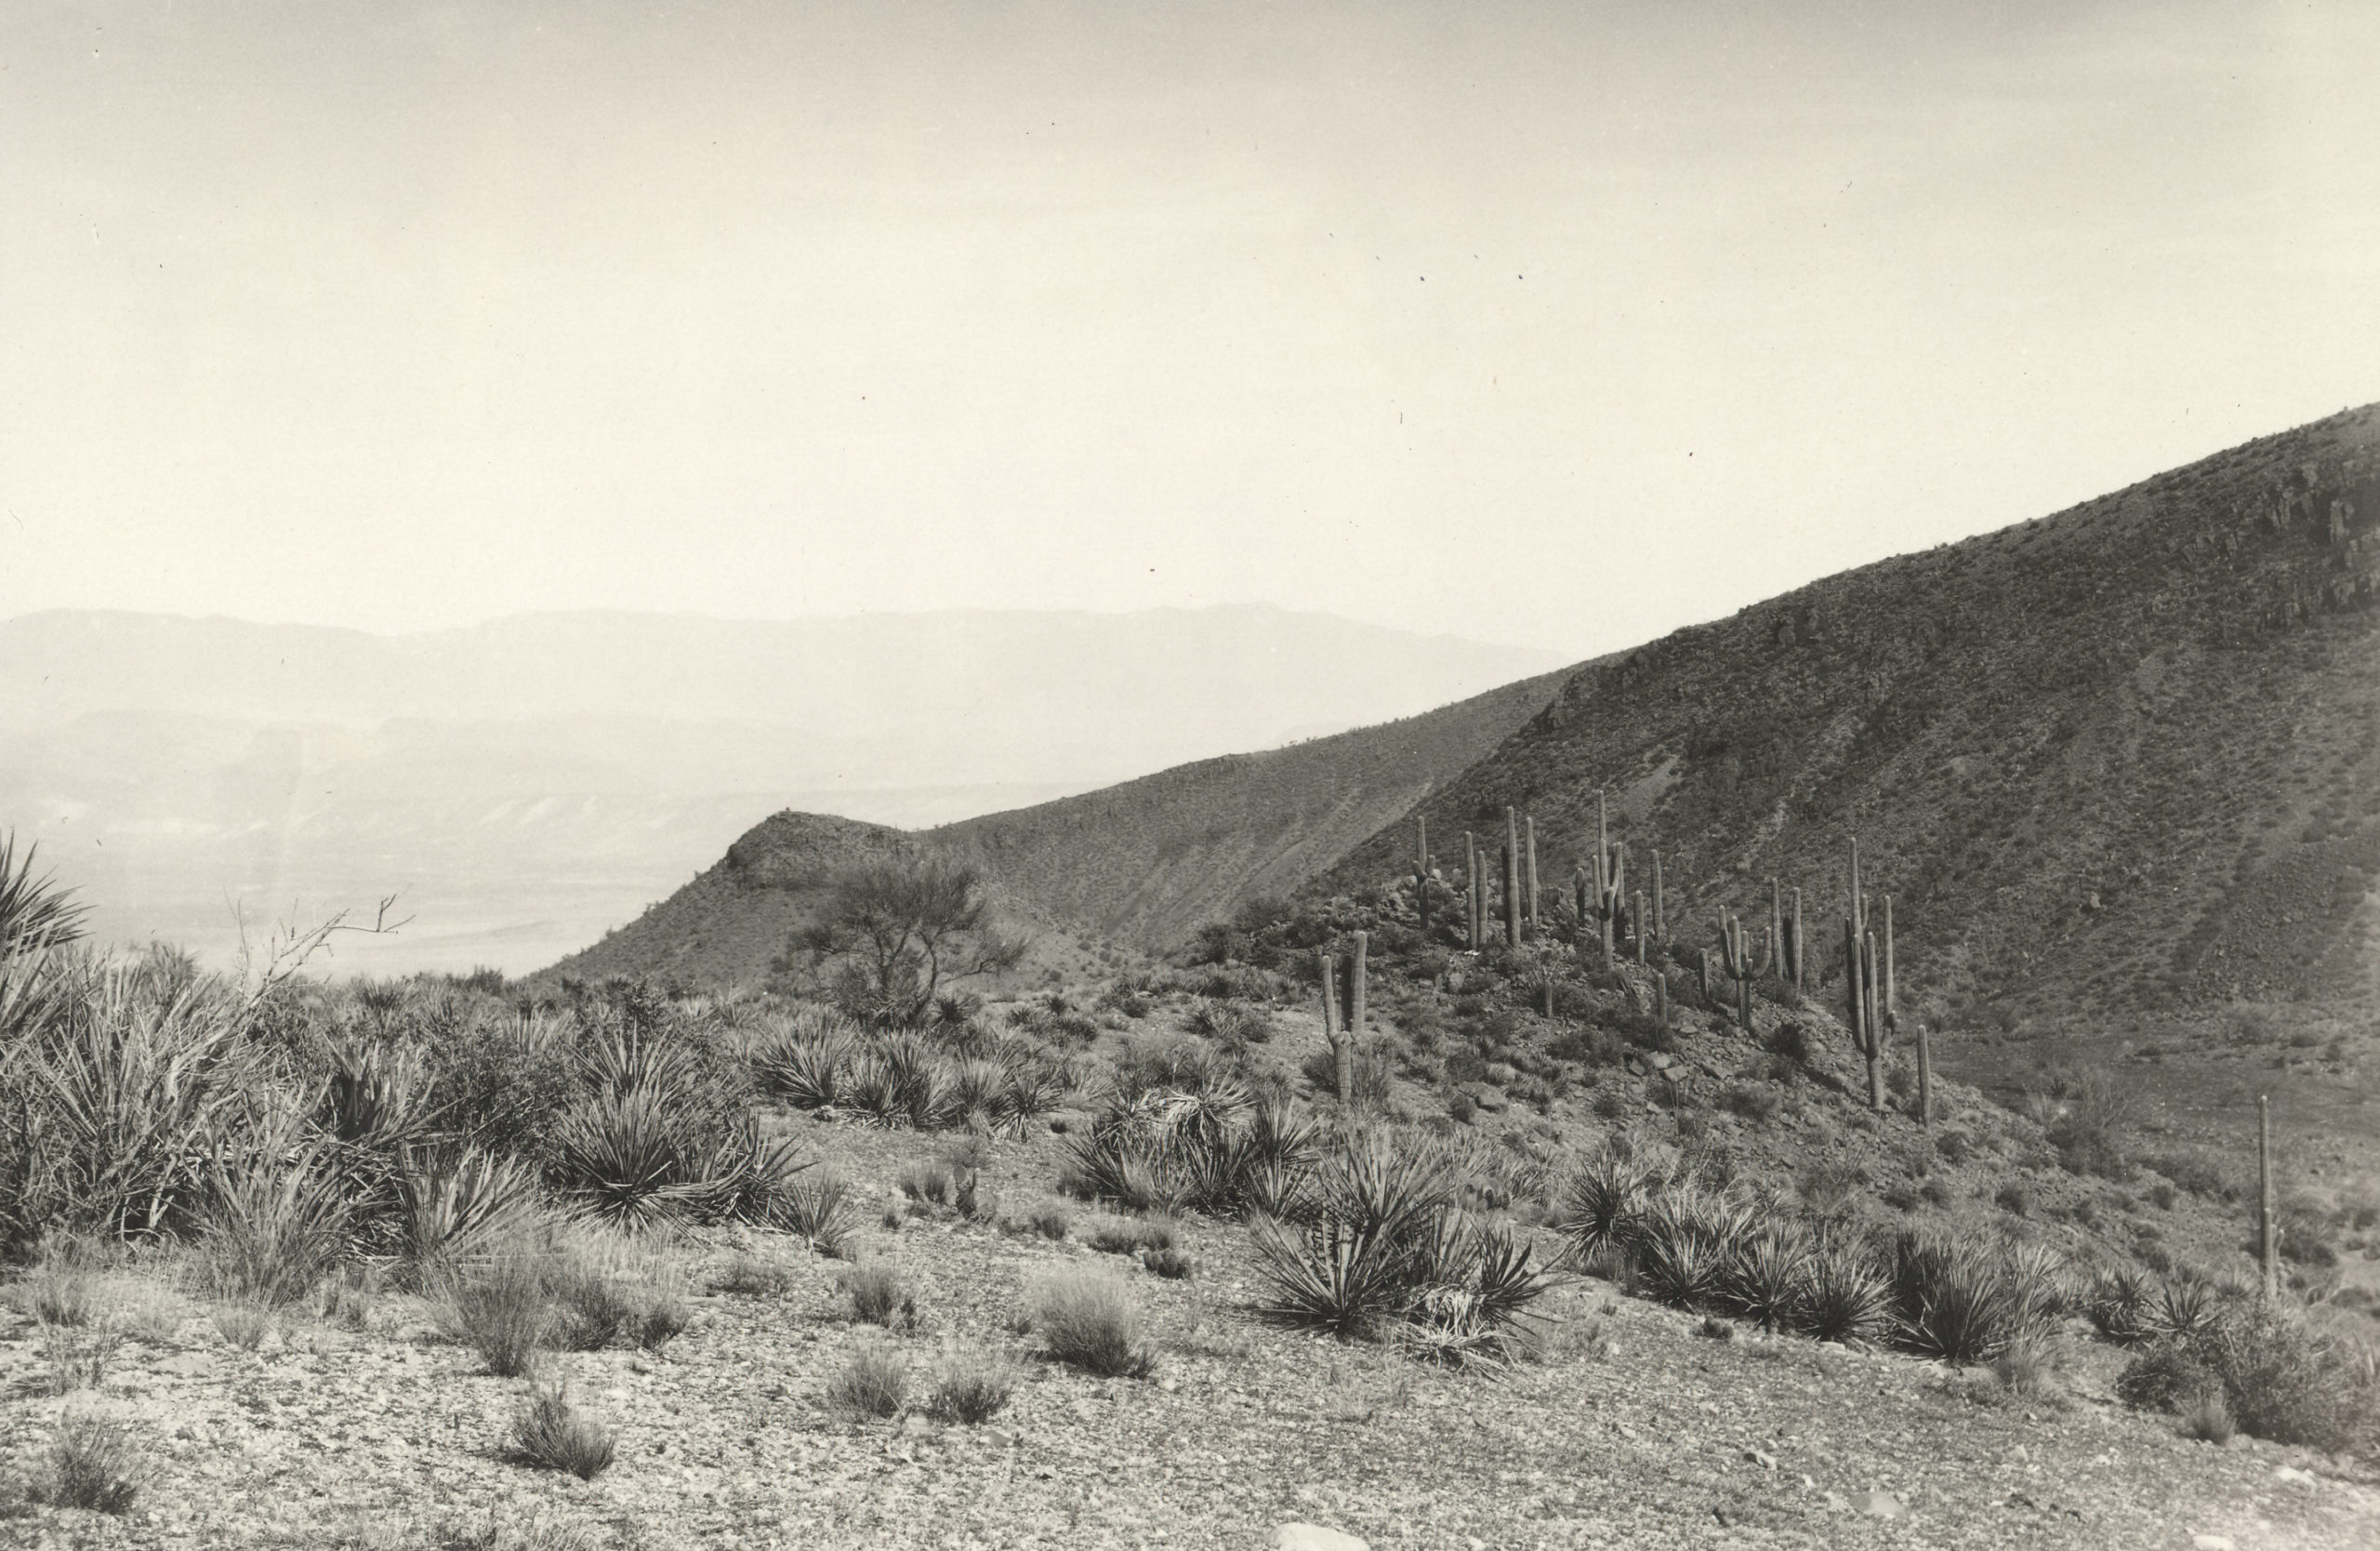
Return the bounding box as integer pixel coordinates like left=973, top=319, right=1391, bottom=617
left=1021, top=1266, right=1157, bottom=1377
left=511, top=1384, right=616, bottom=1478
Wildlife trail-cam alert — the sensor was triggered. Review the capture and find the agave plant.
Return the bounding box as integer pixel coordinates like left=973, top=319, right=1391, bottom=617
left=751, top=1026, right=855, bottom=1110
left=546, top=1086, right=721, bottom=1228
left=1553, top=1148, right=1663, bottom=1264
left=2150, top=1276, right=2226, bottom=1342
left=0, top=832, right=88, bottom=961
left=2085, top=1264, right=2157, bottom=1345
left=1894, top=1239, right=2025, bottom=1365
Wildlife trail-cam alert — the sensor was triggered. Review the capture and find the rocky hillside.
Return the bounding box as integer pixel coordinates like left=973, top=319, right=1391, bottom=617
left=547, top=669, right=1572, bottom=986
left=1318, top=405, right=2380, bottom=1143
left=930, top=668, right=1573, bottom=948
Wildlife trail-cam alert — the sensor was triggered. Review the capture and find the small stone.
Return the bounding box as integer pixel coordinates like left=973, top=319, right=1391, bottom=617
left=2274, top=1465, right=2315, bottom=1484
left=1271, top=1526, right=1368, bottom=1551
left=2191, top=1536, right=2236, bottom=1551
left=1746, top=1449, right=1778, bottom=1471
left=1847, top=1491, right=1904, bottom=1519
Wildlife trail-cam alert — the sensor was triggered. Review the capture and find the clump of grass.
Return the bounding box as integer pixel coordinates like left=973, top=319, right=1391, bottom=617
left=840, top=1260, right=917, bottom=1331
left=925, top=1349, right=1015, bottom=1423
left=2178, top=1387, right=2237, bottom=1444
left=1002, top=1201, right=1070, bottom=1241
left=634, top=1281, right=690, bottom=1354
left=549, top=1259, right=639, bottom=1351
left=715, top=1249, right=797, bottom=1296
left=1086, top=1213, right=1176, bottom=1255
left=512, top=1384, right=615, bottom=1479
left=10, top=1250, right=98, bottom=1327
left=212, top=1302, right=272, bottom=1352
left=1988, top=1336, right=2058, bottom=1400
left=440, top=1253, right=551, bottom=1376
left=1142, top=1247, right=1195, bottom=1279
left=40, top=1318, right=121, bottom=1393
left=33, top=1414, right=141, bottom=1514
left=1022, top=1266, right=1156, bottom=1377
left=826, top=1340, right=909, bottom=1419
left=1697, top=1315, right=1736, bottom=1342
left=896, top=1162, right=953, bottom=1208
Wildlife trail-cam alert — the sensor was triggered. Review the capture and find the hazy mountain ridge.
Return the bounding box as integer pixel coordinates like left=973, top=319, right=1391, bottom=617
left=3, top=605, right=1558, bottom=972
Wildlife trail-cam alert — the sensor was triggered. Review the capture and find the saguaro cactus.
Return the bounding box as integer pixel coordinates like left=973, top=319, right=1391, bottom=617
left=1415, top=816, right=1430, bottom=934
left=1788, top=886, right=1805, bottom=994
left=1525, top=815, right=1541, bottom=935
left=1766, top=879, right=1785, bottom=987
left=1720, top=909, right=1770, bottom=1030
left=2259, top=1095, right=2278, bottom=1300
left=1844, top=918, right=1886, bottom=1110
left=1344, top=930, right=1368, bottom=1104
left=1503, top=807, right=1522, bottom=948
left=1316, top=948, right=1342, bottom=1101
left=1914, top=1020, right=1933, bottom=1129
left=1464, top=831, right=1481, bottom=950
left=1633, top=890, right=1647, bottom=963
left=1650, top=850, right=1665, bottom=943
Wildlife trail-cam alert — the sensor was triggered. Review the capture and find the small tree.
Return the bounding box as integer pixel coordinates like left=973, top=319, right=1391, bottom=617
left=800, top=859, right=1025, bottom=1027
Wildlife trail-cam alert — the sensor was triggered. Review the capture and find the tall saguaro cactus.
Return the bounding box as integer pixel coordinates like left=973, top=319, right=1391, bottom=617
left=1503, top=807, right=1522, bottom=948
left=1464, top=831, right=1481, bottom=950
left=1844, top=917, right=1886, bottom=1110
left=1650, top=850, right=1665, bottom=943
left=1316, top=948, right=1342, bottom=1101
left=1415, top=816, right=1430, bottom=934
left=1789, top=886, right=1806, bottom=994
left=1914, top=1021, right=1934, bottom=1129
left=1316, top=936, right=1367, bottom=1105
left=1524, top=815, right=1541, bottom=935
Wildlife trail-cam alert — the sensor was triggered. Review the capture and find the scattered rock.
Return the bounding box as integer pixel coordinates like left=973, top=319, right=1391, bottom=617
left=2191, top=1536, right=2236, bottom=1551
left=1846, top=1491, right=1903, bottom=1519
left=2274, top=1465, right=2315, bottom=1484
left=1271, top=1525, right=1368, bottom=1551
left=1745, top=1449, right=1778, bottom=1471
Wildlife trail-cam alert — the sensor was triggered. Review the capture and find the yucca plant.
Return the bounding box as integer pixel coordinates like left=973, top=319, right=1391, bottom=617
left=192, top=1127, right=354, bottom=1308
left=0, top=832, right=88, bottom=961
left=1632, top=1186, right=1755, bottom=1311
left=546, top=1086, right=718, bottom=1228
left=775, top=1167, right=856, bottom=1254
left=1553, top=1149, right=1662, bottom=1265
left=753, top=1027, right=854, bottom=1110
left=2150, top=1277, right=2226, bottom=1343
left=2085, top=1264, right=2157, bottom=1346
left=1722, top=1223, right=1814, bottom=1331
left=1894, top=1240, right=2025, bottom=1365
left=396, top=1147, right=547, bottom=1281
left=1793, top=1237, right=1890, bottom=1344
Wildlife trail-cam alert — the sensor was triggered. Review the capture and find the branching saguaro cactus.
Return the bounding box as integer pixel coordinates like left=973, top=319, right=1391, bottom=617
left=1464, top=831, right=1482, bottom=950
left=1844, top=918, right=1885, bottom=1110
left=1502, top=807, right=1522, bottom=948
left=1719, top=909, right=1770, bottom=1031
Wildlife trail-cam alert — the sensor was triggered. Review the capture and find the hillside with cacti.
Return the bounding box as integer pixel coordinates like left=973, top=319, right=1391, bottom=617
left=1314, top=404, right=2380, bottom=1155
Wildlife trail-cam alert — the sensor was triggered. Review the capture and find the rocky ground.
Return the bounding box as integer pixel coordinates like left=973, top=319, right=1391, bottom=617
left=4, top=1097, right=2378, bottom=1551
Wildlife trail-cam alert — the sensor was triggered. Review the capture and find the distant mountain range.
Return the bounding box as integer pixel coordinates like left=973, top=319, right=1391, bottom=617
left=0, top=605, right=1564, bottom=973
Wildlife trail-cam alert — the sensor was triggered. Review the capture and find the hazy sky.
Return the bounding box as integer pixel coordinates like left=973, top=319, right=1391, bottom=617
left=6, top=0, right=2376, bottom=655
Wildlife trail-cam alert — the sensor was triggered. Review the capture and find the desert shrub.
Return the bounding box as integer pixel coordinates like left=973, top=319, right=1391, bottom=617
left=395, top=1148, right=547, bottom=1284
left=1993, top=1182, right=2031, bottom=1217
left=1022, top=1266, right=1156, bottom=1376
left=191, top=1132, right=354, bottom=1308
left=1989, top=1336, right=2057, bottom=1399
left=548, top=1257, right=640, bottom=1351
left=1062, top=1073, right=1315, bottom=1216
left=1183, top=998, right=1273, bottom=1048
left=840, top=1261, right=917, bottom=1330
left=2149, top=1277, right=2226, bottom=1342
left=827, top=1339, right=911, bottom=1418
left=774, top=1168, right=856, bottom=1256
left=2030, top=1069, right=2139, bottom=1179
left=1933, top=1129, right=1975, bottom=1165
left=1087, top=1213, right=1176, bottom=1255
left=1797, top=1160, right=1865, bottom=1218
left=1142, top=1246, right=1196, bottom=1279
left=441, top=1253, right=551, bottom=1376
left=1717, top=1084, right=1777, bottom=1123
left=1552, top=1148, right=1662, bottom=1264
left=40, top=1319, right=121, bottom=1392
left=1299, top=1038, right=1397, bottom=1108
left=2193, top=1302, right=2378, bottom=1452
left=8, top=1247, right=98, bottom=1326
left=1792, top=1238, right=1890, bottom=1345
left=1764, top=1022, right=1811, bottom=1064
left=754, top=1014, right=1061, bottom=1135
left=633, top=1283, right=689, bottom=1353
left=2117, top=1338, right=2220, bottom=1412
left=33, top=1414, right=140, bottom=1514
left=926, top=1350, right=1014, bottom=1423
left=512, top=1384, right=615, bottom=1478
left=2178, top=1388, right=2238, bottom=1444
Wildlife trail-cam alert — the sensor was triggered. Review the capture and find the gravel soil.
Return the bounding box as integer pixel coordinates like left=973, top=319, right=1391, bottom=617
left=4, top=1117, right=2376, bottom=1551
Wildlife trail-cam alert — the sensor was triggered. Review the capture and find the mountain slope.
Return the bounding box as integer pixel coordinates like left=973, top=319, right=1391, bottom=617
left=548, top=668, right=1575, bottom=984
left=1318, top=404, right=2380, bottom=1133
left=929, top=668, right=1574, bottom=947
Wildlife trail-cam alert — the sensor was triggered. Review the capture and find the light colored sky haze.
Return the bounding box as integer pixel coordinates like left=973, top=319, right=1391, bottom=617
left=5, top=0, right=2377, bottom=654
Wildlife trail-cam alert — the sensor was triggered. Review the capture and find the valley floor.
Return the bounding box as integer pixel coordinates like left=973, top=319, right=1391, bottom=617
left=5, top=1122, right=2376, bottom=1551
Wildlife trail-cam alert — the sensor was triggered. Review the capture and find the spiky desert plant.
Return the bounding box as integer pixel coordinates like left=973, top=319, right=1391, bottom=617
left=1633, top=1186, right=1756, bottom=1310
left=1553, top=1148, right=1663, bottom=1265
left=775, top=1166, right=857, bottom=1255
left=513, top=1383, right=615, bottom=1478
left=826, top=1338, right=910, bottom=1418
left=751, top=1023, right=855, bottom=1110
left=396, top=1147, right=548, bottom=1283
left=2085, top=1264, right=2157, bottom=1346
left=0, top=831, right=88, bottom=960
left=192, top=1125, right=354, bottom=1308
left=1721, top=1222, right=1815, bottom=1331
left=440, top=1250, right=552, bottom=1377
left=1794, top=1236, right=1890, bottom=1344
left=35, top=1414, right=139, bottom=1514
